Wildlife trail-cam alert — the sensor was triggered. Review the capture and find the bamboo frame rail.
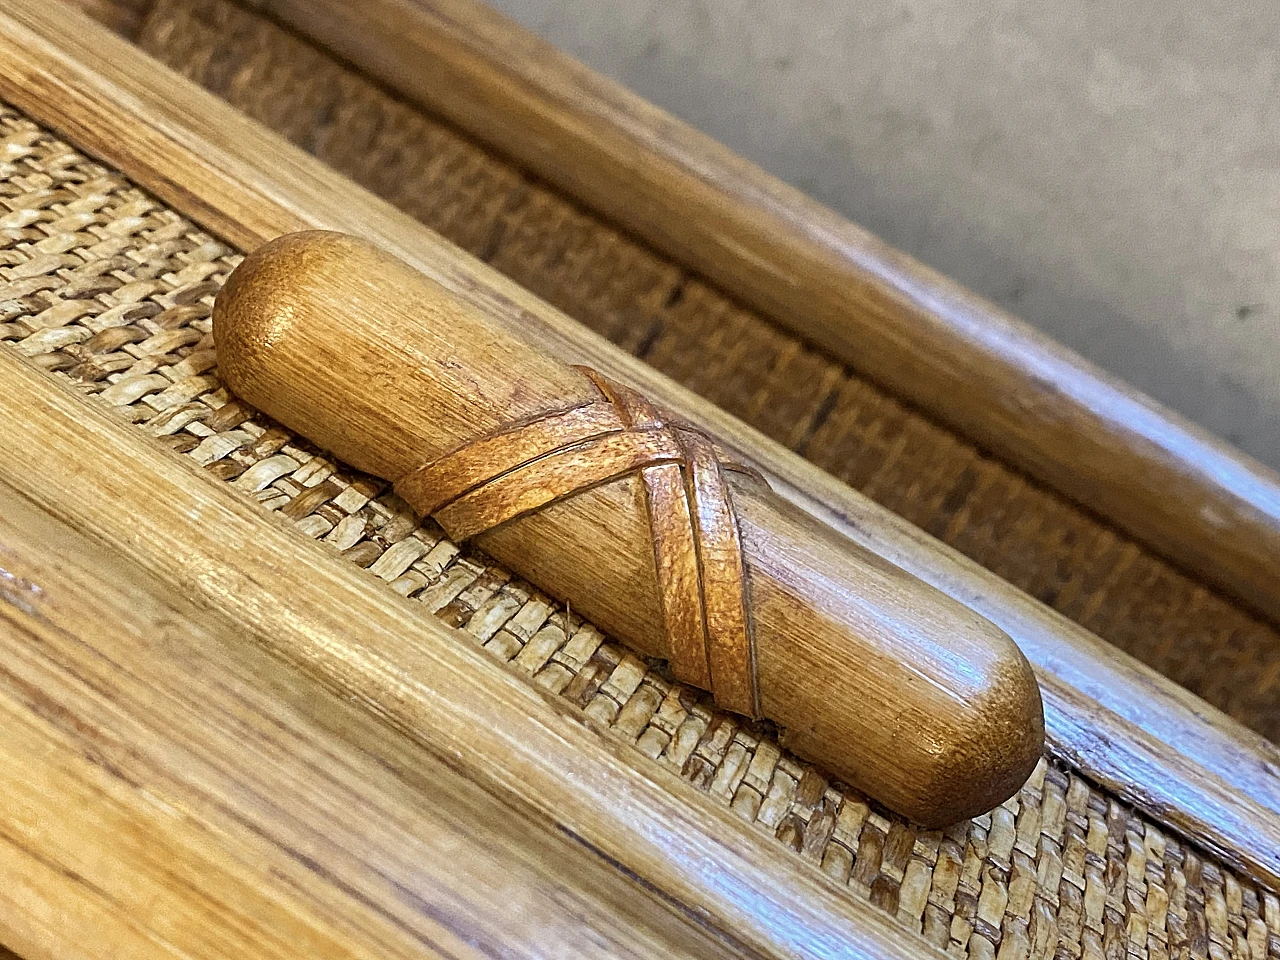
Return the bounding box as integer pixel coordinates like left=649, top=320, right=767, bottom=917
left=0, top=0, right=1276, bottom=890
left=0, top=348, right=933, bottom=960
left=0, top=488, right=747, bottom=960
left=248, top=0, right=1280, bottom=630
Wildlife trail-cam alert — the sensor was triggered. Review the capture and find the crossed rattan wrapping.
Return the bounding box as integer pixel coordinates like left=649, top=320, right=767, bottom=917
left=398, top=366, right=762, bottom=716
left=1, top=106, right=1278, bottom=960
left=111, top=0, right=1280, bottom=743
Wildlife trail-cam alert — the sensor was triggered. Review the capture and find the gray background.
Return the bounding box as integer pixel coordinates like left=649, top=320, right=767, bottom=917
left=490, top=0, right=1280, bottom=469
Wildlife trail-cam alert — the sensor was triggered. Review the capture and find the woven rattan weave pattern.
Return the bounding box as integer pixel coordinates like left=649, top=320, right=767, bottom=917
left=112, top=0, right=1280, bottom=742
left=1, top=107, right=1276, bottom=960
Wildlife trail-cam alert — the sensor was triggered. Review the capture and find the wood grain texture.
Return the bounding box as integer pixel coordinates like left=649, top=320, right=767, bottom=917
left=1, top=0, right=1276, bottom=890
left=0, top=344, right=938, bottom=960
left=213, top=229, right=1044, bottom=826
left=1, top=115, right=1277, bottom=960
left=106, top=0, right=1279, bottom=748
left=0, top=488, right=747, bottom=960
left=245, top=0, right=1280, bottom=632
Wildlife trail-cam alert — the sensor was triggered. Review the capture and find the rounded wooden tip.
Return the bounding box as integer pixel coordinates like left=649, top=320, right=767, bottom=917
left=214, top=231, right=337, bottom=431
left=915, top=641, right=1044, bottom=825
left=766, top=536, right=1045, bottom=826
left=214, top=230, right=591, bottom=480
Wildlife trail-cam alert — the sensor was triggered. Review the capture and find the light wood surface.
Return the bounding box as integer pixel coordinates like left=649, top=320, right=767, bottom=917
left=0, top=489, right=747, bottom=960
left=248, top=0, right=1280, bottom=631
left=0, top=342, right=938, bottom=960
left=0, top=0, right=1276, bottom=890
left=214, top=230, right=1043, bottom=826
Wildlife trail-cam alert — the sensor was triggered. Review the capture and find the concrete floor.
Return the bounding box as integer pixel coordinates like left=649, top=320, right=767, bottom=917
left=491, top=0, right=1280, bottom=470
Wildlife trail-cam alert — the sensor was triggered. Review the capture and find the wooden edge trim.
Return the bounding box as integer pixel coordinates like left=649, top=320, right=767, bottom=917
left=0, top=488, right=746, bottom=960
left=2, top=0, right=1277, bottom=891
left=0, top=345, right=931, bottom=960
left=248, top=0, right=1280, bottom=627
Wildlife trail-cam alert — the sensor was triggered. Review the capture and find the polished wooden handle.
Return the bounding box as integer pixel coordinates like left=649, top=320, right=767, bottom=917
left=213, top=231, right=1043, bottom=825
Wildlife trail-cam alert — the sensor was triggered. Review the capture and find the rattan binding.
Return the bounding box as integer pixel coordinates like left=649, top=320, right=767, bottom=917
left=399, top=365, right=763, bottom=717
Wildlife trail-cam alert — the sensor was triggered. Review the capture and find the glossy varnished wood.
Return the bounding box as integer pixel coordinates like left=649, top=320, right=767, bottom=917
left=0, top=489, right=748, bottom=960
left=0, top=0, right=1276, bottom=889
left=0, top=345, right=937, bottom=960
left=214, top=230, right=1044, bottom=826
left=248, top=0, right=1280, bottom=630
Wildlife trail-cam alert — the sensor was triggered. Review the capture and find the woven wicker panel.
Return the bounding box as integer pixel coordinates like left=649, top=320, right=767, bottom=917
left=2, top=105, right=1278, bottom=960
left=109, top=0, right=1280, bottom=741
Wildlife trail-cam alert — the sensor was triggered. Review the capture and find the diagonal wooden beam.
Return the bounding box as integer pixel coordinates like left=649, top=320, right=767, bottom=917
left=0, top=335, right=934, bottom=960
left=0, top=487, right=749, bottom=960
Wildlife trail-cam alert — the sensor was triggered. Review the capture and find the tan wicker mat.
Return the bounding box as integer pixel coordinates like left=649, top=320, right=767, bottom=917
left=99, top=0, right=1280, bottom=741
left=1, top=105, right=1277, bottom=960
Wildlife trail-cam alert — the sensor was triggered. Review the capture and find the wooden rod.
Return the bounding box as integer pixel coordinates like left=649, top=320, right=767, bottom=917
left=0, top=488, right=745, bottom=960
left=2, top=0, right=1276, bottom=887
left=0, top=347, right=937, bottom=960
left=213, top=230, right=1044, bottom=826
left=249, top=0, right=1280, bottom=629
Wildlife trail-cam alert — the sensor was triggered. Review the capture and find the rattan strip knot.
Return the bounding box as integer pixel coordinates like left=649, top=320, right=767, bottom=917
left=398, top=365, right=763, bottom=717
